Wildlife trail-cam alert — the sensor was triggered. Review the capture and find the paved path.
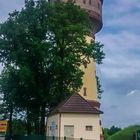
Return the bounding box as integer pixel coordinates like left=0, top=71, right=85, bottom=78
left=0, top=137, right=5, bottom=140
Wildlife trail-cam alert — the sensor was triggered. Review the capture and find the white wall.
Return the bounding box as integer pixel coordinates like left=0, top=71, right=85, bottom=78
left=46, top=114, right=60, bottom=137
left=60, top=113, right=100, bottom=140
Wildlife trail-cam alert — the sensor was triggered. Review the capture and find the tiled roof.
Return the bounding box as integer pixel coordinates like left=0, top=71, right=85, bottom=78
left=87, top=100, right=101, bottom=109
left=49, top=93, right=103, bottom=116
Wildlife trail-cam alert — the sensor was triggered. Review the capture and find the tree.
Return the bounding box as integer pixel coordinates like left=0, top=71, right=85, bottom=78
left=108, top=126, right=122, bottom=136
left=96, top=75, right=104, bottom=99
left=0, top=0, right=104, bottom=135
left=103, top=126, right=122, bottom=139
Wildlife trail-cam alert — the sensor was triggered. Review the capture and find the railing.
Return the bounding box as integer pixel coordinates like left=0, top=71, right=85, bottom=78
left=3, top=136, right=96, bottom=140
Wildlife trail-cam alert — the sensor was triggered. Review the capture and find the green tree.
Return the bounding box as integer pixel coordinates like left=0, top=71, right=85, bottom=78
left=0, top=0, right=104, bottom=135
left=103, top=126, right=121, bottom=139
left=108, top=126, right=122, bottom=136
left=96, top=75, right=104, bottom=99
left=103, top=128, right=110, bottom=140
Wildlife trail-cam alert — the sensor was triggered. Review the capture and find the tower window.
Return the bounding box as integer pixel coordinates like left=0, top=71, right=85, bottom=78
left=83, top=0, right=86, bottom=4
left=83, top=87, right=87, bottom=96
left=98, top=2, right=100, bottom=9
left=89, top=0, right=91, bottom=5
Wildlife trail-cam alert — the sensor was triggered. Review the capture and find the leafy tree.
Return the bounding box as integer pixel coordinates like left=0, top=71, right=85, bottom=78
left=96, top=75, right=104, bottom=99
left=108, top=126, right=122, bottom=136
left=107, top=125, right=140, bottom=140
left=103, top=126, right=121, bottom=139
left=103, top=128, right=110, bottom=140
left=12, top=119, right=27, bottom=135
left=0, top=0, right=104, bottom=135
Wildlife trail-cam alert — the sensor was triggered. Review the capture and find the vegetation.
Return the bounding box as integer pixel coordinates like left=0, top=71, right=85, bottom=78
left=104, top=126, right=121, bottom=140
left=0, top=0, right=104, bottom=136
left=96, top=76, right=104, bottom=99
left=106, top=125, right=140, bottom=140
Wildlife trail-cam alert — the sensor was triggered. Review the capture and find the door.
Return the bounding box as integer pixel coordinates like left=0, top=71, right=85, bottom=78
left=64, top=125, right=74, bottom=138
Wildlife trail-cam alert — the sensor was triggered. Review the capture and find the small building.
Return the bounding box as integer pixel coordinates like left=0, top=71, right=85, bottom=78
left=47, top=93, right=103, bottom=140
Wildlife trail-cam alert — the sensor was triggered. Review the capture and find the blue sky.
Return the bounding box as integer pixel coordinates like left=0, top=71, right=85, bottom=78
left=97, top=0, right=140, bottom=128
left=0, top=0, right=140, bottom=128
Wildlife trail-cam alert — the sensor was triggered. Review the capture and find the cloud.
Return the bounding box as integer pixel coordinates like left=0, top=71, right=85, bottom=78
left=102, top=0, right=140, bottom=33
left=97, top=31, right=140, bottom=81
left=96, top=0, right=140, bottom=128
left=101, top=91, right=140, bottom=128
left=127, top=90, right=140, bottom=96
left=105, top=12, right=140, bottom=29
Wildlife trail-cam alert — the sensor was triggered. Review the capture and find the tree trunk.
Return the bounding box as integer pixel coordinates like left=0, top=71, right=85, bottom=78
left=34, top=116, right=40, bottom=135
left=8, top=104, right=13, bottom=140
left=40, top=103, right=46, bottom=135
left=27, top=109, right=32, bottom=135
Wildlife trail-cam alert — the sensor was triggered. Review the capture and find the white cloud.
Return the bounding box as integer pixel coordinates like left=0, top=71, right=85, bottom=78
left=101, top=90, right=140, bottom=128
left=97, top=0, right=140, bottom=128
left=127, top=90, right=140, bottom=96
left=105, top=12, right=140, bottom=28
left=103, top=0, right=140, bottom=30
left=97, top=31, right=140, bottom=80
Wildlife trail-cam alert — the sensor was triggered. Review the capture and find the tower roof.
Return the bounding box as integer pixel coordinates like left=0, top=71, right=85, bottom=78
left=49, top=93, right=103, bottom=116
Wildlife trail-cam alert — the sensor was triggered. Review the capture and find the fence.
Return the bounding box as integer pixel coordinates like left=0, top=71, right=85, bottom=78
left=3, top=136, right=95, bottom=140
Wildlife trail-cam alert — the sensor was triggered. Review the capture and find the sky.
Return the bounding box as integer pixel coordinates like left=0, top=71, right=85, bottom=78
left=97, top=0, right=140, bottom=128
left=0, top=0, right=140, bottom=128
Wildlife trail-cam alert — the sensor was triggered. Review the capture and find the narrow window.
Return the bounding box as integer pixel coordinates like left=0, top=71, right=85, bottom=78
left=98, top=2, right=100, bottom=9
left=89, top=0, right=91, bottom=5
left=83, top=87, right=87, bottom=96
left=99, top=120, right=102, bottom=126
left=86, top=126, right=93, bottom=131
left=83, top=0, right=86, bottom=4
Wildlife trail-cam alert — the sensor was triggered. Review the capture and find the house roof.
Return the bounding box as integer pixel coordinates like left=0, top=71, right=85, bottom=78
left=87, top=100, right=101, bottom=109
left=49, top=93, right=103, bottom=116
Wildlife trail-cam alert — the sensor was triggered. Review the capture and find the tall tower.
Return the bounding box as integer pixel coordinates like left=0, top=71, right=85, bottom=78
left=50, top=0, right=103, bottom=102
left=73, top=0, right=103, bottom=102
left=48, top=1, right=104, bottom=139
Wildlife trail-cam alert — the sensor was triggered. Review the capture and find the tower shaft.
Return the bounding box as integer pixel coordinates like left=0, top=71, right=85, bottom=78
left=49, top=0, right=103, bottom=102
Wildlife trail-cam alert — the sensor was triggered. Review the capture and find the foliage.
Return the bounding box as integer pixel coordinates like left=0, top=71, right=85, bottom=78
left=107, top=125, right=140, bottom=140
left=96, top=76, right=104, bottom=99
left=0, top=0, right=104, bottom=135
left=12, top=119, right=27, bottom=135
left=103, top=126, right=121, bottom=140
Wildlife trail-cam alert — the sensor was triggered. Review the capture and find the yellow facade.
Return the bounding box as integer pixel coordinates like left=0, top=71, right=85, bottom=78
left=50, top=0, right=102, bottom=103
left=79, top=36, right=98, bottom=101
left=48, top=1, right=104, bottom=139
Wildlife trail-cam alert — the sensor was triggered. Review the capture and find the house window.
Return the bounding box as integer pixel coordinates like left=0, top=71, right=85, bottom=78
left=83, top=0, right=86, bottom=4
left=83, top=87, right=87, bottom=96
left=86, top=126, right=93, bottom=131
